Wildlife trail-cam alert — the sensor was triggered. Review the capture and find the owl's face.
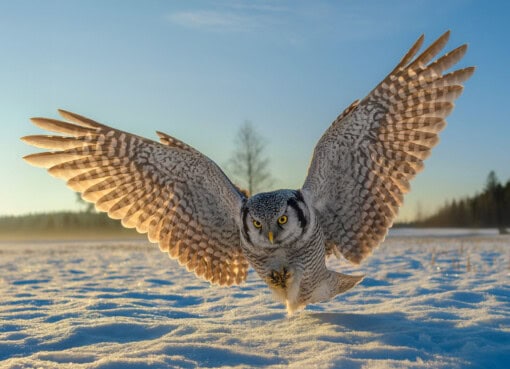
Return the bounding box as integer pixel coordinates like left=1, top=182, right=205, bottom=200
left=240, top=190, right=309, bottom=248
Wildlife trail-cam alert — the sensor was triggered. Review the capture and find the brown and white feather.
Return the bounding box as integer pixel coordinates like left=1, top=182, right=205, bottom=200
left=22, top=110, right=249, bottom=286
left=302, top=31, right=474, bottom=264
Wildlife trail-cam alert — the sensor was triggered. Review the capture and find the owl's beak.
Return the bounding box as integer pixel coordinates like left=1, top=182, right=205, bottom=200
left=268, top=231, right=274, bottom=244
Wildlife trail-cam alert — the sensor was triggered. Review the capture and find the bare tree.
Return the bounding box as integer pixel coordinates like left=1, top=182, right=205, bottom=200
left=228, top=121, right=272, bottom=195
left=76, top=193, right=95, bottom=213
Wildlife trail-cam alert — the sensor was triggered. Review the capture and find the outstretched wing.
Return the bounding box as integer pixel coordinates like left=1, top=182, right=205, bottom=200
left=302, top=31, right=474, bottom=263
left=22, top=110, right=249, bottom=285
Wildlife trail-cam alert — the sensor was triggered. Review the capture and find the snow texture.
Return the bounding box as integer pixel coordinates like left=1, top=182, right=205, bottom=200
left=1, top=229, right=509, bottom=368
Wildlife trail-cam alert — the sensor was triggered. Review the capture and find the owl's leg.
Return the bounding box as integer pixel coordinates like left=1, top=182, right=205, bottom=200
left=286, top=297, right=306, bottom=315
left=264, top=264, right=306, bottom=314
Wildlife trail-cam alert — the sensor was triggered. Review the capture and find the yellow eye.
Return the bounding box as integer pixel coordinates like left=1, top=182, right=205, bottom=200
left=253, top=220, right=262, bottom=229
left=277, top=215, right=288, bottom=225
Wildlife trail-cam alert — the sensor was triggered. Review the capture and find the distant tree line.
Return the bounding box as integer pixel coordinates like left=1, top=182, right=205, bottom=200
left=0, top=211, right=139, bottom=240
left=415, top=171, right=510, bottom=232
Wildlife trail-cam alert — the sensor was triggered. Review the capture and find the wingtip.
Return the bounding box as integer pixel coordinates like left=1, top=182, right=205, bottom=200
left=432, top=29, right=451, bottom=49
left=22, top=152, right=46, bottom=167
left=437, top=30, right=452, bottom=49
left=438, top=30, right=451, bottom=44
left=57, top=109, right=75, bottom=120
left=413, top=33, right=425, bottom=52
left=29, top=117, right=46, bottom=126
left=57, top=109, right=105, bottom=129
left=20, top=135, right=40, bottom=148
left=464, top=66, right=476, bottom=79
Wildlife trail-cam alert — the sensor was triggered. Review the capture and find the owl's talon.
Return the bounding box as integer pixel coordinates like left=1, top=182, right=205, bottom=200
left=267, top=266, right=292, bottom=289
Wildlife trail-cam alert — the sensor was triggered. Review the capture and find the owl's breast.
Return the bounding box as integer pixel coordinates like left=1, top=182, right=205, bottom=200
left=240, top=223, right=330, bottom=311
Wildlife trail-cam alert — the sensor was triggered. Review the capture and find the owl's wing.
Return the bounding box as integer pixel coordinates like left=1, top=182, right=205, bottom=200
left=302, top=31, right=474, bottom=264
left=22, top=110, right=249, bottom=285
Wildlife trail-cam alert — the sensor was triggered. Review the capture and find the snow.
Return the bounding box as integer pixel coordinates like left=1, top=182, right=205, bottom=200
left=1, top=230, right=509, bottom=368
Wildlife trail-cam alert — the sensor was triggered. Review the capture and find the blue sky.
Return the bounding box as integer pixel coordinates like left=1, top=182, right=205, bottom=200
left=1, top=0, right=509, bottom=221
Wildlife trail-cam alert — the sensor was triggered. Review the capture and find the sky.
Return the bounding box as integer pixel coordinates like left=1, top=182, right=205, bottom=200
left=1, top=0, right=509, bottom=222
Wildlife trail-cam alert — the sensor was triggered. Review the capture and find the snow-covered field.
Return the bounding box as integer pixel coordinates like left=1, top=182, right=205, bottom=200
left=1, top=229, right=509, bottom=369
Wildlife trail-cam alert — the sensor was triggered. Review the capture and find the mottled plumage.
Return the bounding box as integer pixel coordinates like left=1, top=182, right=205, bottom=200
left=23, top=32, right=473, bottom=314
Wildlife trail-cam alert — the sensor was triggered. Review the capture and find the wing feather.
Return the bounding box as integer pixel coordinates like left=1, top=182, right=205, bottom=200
left=303, top=31, right=474, bottom=263
left=23, top=110, right=249, bottom=285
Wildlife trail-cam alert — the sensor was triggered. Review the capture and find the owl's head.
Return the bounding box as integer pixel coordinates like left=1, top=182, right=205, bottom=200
left=240, top=190, right=310, bottom=248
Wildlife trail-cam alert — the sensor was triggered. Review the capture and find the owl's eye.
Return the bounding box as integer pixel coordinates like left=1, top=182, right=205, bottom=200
left=253, top=220, right=262, bottom=229
left=277, top=215, right=288, bottom=225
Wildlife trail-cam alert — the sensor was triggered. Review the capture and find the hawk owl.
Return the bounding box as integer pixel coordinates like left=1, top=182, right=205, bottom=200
left=22, top=31, right=473, bottom=314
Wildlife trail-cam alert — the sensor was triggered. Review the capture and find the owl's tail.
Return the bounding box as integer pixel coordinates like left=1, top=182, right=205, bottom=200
left=285, top=270, right=364, bottom=315
left=307, top=270, right=364, bottom=308
left=331, top=271, right=364, bottom=296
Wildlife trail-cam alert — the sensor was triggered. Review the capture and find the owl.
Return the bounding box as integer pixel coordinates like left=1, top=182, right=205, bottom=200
left=23, top=31, right=473, bottom=314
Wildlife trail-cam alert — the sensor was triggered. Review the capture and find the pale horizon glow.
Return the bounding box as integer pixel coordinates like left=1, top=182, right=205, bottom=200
left=1, top=1, right=509, bottom=222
